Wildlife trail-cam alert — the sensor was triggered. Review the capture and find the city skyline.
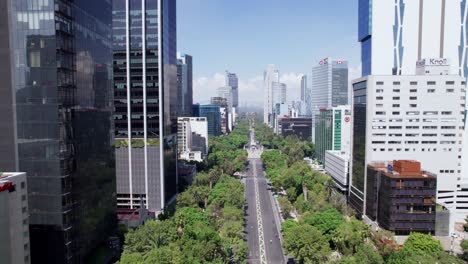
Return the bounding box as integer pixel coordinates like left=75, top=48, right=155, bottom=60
left=177, top=0, right=361, bottom=106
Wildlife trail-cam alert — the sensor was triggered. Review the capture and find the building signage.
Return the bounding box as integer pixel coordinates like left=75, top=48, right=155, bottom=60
left=319, top=58, right=329, bottom=65
left=416, top=58, right=449, bottom=67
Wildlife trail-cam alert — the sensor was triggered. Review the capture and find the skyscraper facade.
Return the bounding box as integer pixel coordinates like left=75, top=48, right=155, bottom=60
left=358, top=0, right=466, bottom=76
left=272, top=82, right=287, bottom=108
left=113, top=0, right=178, bottom=216
left=311, top=58, right=349, bottom=142
left=263, top=64, right=280, bottom=125
left=177, top=53, right=193, bottom=117
left=193, top=104, right=222, bottom=136
left=301, top=75, right=307, bottom=101
left=225, top=71, right=239, bottom=107
left=350, top=75, right=465, bottom=218
left=0, top=0, right=116, bottom=262
left=217, top=86, right=233, bottom=110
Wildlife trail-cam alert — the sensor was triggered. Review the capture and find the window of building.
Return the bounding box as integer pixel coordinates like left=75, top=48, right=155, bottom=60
left=376, top=96, right=384, bottom=100
left=392, top=104, right=400, bottom=107
left=410, top=89, right=417, bottom=92
left=409, top=104, right=417, bottom=108
left=446, top=81, right=455, bottom=85
left=427, top=81, right=436, bottom=85
left=393, top=89, right=400, bottom=92
left=375, top=111, right=386, bottom=115
left=393, top=82, right=401, bottom=85
left=423, top=111, right=438, bottom=115
left=376, top=81, right=384, bottom=85
left=446, top=89, right=454, bottom=93
left=406, top=111, right=419, bottom=115
left=410, top=81, right=418, bottom=85
left=427, top=89, right=435, bottom=93
left=376, top=89, right=384, bottom=93
left=409, top=96, right=417, bottom=100
left=392, top=96, right=400, bottom=100
left=392, top=111, right=400, bottom=115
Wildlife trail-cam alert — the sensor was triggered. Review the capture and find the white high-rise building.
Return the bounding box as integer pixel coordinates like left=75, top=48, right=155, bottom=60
left=0, top=172, right=30, bottom=264
left=350, top=73, right=466, bottom=231
left=358, top=0, right=466, bottom=77
left=177, top=117, right=209, bottom=162
left=311, top=58, right=349, bottom=142
left=217, top=86, right=233, bottom=111
left=272, top=82, right=287, bottom=108
left=263, top=64, right=280, bottom=125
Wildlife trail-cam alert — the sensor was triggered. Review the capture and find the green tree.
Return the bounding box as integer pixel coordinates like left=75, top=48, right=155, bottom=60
left=278, top=196, right=294, bottom=219
left=281, top=219, right=299, bottom=233
left=332, top=218, right=369, bottom=255
left=303, top=208, right=344, bottom=243
left=283, top=224, right=331, bottom=264
left=400, top=232, right=444, bottom=255
left=123, top=220, right=177, bottom=255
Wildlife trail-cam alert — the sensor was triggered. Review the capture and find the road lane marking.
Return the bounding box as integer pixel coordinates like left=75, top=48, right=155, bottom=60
left=253, top=159, right=267, bottom=264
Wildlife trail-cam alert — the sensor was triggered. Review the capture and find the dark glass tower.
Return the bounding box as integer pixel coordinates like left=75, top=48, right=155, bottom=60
left=177, top=53, right=193, bottom=117
left=0, top=0, right=115, bottom=263
left=113, top=0, right=178, bottom=215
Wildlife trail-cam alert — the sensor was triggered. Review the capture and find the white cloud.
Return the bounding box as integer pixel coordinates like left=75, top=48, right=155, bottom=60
left=280, top=72, right=303, bottom=102
left=193, top=73, right=225, bottom=104
left=193, top=72, right=304, bottom=107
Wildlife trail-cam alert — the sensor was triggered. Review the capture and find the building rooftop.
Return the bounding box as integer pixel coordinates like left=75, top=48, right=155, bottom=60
left=0, top=172, right=25, bottom=192
left=368, top=160, right=436, bottom=179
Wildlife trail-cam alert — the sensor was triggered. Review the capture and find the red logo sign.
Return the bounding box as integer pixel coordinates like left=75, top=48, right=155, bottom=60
left=344, top=117, right=350, bottom=123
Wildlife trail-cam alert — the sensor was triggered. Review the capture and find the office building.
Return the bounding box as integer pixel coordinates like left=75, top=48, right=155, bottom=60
left=0, top=173, right=30, bottom=264
left=177, top=117, right=208, bottom=162
left=311, top=58, right=349, bottom=142
left=193, top=104, right=222, bottom=136
left=273, top=103, right=289, bottom=134
left=358, top=0, right=465, bottom=76
left=325, top=151, right=350, bottom=193
left=177, top=53, right=193, bottom=117
left=217, top=86, right=233, bottom=110
left=301, top=75, right=307, bottom=101
left=264, top=64, right=280, bottom=125
left=279, top=118, right=312, bottom=140
left=225, top=71, right=239, bottom=108
left=350, top=74, right=466, bottom=218
left=113, top=0, right=178, bottom=218
left=0, top=0, right=115, bottom=262
left=366, top=160, right=437, bottom=235
left=272, top=82, right=287, bottom=109
left=301, top=74, right=313, bottom=117
left=315, top=106, right=351, bottom=164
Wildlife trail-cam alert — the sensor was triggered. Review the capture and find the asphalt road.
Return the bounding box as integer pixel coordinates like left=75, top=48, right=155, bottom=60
left=245, top=125, right=285, bottom=264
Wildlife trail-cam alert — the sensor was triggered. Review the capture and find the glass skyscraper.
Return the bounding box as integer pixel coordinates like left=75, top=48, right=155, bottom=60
left=193, top=104, right=222, bottom=136
left=225, top=71, right=239, bottom=108
left=113, top=0, right=178, bottom=216
left=0, top=0, right=115, bottom=263
left=177, top=53, right=193, bottom=117
left=311, top=58, right=348, bottom=142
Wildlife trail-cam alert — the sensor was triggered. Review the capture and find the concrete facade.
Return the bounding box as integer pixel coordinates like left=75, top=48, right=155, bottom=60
left=0, top=172, right=30, bottom=264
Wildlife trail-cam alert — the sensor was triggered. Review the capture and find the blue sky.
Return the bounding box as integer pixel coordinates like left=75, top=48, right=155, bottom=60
left=177, top=0, right=361, bottom=106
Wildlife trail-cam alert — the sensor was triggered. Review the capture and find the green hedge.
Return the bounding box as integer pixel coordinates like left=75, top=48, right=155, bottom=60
left=115, top=138, right=160, bottom=148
